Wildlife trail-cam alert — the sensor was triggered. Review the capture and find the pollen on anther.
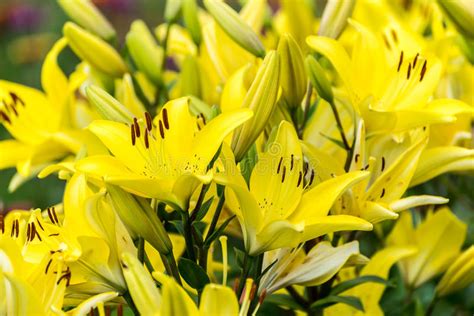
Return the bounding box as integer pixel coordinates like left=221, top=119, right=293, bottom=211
left=159, top=120, right=165, bottom=139
left=407, top=62, right=412, bottom=79
left=308, top=170, right=315, bottom=186
left=380, top=188, right=386, bottom=198
left=397, top=51, right=404, bottom=72
left=277, top=157, right=283, bottom=174
left=134, top=118, right=141, bottom=138
left=131, top=125, right=136, bottom=146
left=281, top=166, right=286, bottom=183
left=297, top=171, right=302, bottom=187
left=413, top=53, right=419, bottom=67
left=381, top=156, right=386, bottom=172
left=420, top=60, right=427, bottom=82
left=145, top=112, right=153, bottom=131
left=290, top=154, right=294, bottom=170
left=0, top=110, right=11, bottom=124
left=144, top=131, right=150, bottom=149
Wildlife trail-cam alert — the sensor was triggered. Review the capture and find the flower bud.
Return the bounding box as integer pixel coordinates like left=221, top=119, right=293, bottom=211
left=58, top=0, right=116, bottom=41
left=436, top=246, right=474, bottom=296
left=182, top=0, right=202, bottom=46
left=437, top=0, right=474, bottom=39
left=305, top=55, right=334, bottom=104
left=204, top=0, right=265, bottom=57
left=165, top=0, right=183, bottom=23
left=107, top=184, right=173, bottom=255
left=63, top=22, right=127, bottom=77
left=180, top=55, right=201, bottom=97
left=318, top=0, right=355, bottom=39
left=126, top=20, right=164, bottom=84
left=277, top=34, right=306, bottom=109
left=232, top=50, right=280, bottom=161
left=86, top=85, right=133, bottom=124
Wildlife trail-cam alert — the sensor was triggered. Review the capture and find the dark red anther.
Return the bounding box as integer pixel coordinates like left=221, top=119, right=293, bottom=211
left=162, top=108, right=169, bottom=130
left=145, top=112, right=153, bottom=131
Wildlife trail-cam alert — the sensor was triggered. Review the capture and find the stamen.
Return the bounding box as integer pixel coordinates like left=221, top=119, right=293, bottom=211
left=145, top=112, right=153, bottom=131
left=397, top=51, right=404, bottom=72
left=308, top=170, right=315, bottom=186
left=9, top=92, right=25, bottom=106
left=14, top=219, right=19, bottom=238
left=49, top=233, right=60, bottom=237
left=290, top=154, right=294, bottom=170
left=303, top=161, right=309, bottom=176
left=381, top=157, right=386, bottom=172
left=159, top=120, right=165, bottom=139
left=133, top=118, right=140, bottom=138
left=8, top=103, right=18, bottom=117
left=199, top=113, right=206, bottom=125
left=382, top=34, right=390, bottom=49
left=277, top=157, right=283, bottom=174
left=144, top=130, right=149, bottom=149
left=36, top=217, right=44, bottom=231
left=45, top=258, right=53, bottom=274
left=281, top=166, right=286, bottom=183
left=51, top=207, right=59, bottom=225
left=420, top=60, right=427, bottom=82
left=407, top=62, right=412, bottom=80
left=413, top=53, right=419, bottom=68
left=162, top=108, right=170, bottom=129
left=297, top=171, right=302, bottom=187
left=355, top=153, right=360, bottom=163
left=0, top=215, right=4, bottom=234
left=391, top=29, right=398, bottom=43
left=0, top=110, right=11, bottom=124
left=131, top=125, right=136, bottom=146
left=27, top=223, right=31, bottom=241
left=380, top=188, right=385, bottom=198
left=364, top=164, right=370, bottom=170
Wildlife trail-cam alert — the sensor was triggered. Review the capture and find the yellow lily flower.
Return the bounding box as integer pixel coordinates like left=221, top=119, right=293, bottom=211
left=0, top=38, right=88, bottom=181
left=386, top=207, right=467, bottom=287
left=76, top=97, right=252, bottom=210
left=325, top=246, right=417, bottom=316
left=259, top=241, right=367, bottom=294
left=307, top=20, right=473, bottom=136
left=216, top=121, right=372, bottom=255
left=121, top=252, right=239, bottom=315
left=436, top=246, right=474, bottom=297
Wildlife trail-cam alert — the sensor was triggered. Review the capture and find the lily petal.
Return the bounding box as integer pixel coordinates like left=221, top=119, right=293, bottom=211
left=389, top=195, right=449, bottom=212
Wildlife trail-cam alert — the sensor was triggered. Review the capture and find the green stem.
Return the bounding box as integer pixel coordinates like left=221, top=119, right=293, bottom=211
left=137, top=237, right=145, bottom=264
left=182, top=211, right=197, bottom=261
left=286, top=286, right=309, bottom=309
left=190, top=183, right=210, bottom=222
left=237, top=252, right=250, bottom=296
left=299, top=82, right=313, bottom=138
left=165, top=253, right=182, bottom=286
left=329, top=100, right=350, bottom=151
left=122, top=290, right=139, bottom=316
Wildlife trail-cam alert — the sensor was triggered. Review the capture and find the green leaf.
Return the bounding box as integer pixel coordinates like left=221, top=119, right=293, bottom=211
left=330, top=275, right=394, bottom=296
left=204, top=215, right=236, bottom=247
left=310, top=295, right=364, bottom=312
left=320, top=132, right=346, bottom=150
left=234, top=247, right=245, bottom=267
left=169, top=220, right=185, bottom=236
left=191, top=221, right=207, bottom=245
left=240, top=144, right=258, bottom=185
left=194, top=197, right=214, bottom=222
left=178, top=258, right=210, bottom=290
left=264, top=294, right=306, bottom=311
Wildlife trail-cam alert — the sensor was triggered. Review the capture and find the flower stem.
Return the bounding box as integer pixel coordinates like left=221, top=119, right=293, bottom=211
left=329, top=99, right=350, bottom=150
left=122, top=290, right=139, bottom=316
left=137, top=237, right=145, bottom=264
left=299, top=82, right=313, bottom=138
left=182, top=210, right=197, bottom=261
left=165, top=253, right=182, bottom=286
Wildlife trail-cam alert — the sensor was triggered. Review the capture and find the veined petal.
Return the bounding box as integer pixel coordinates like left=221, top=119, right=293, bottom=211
left=301, top=215, right=373, bottom=242
left=41, top=37, right=69, bottom=110
left=152, top=272, right=199, bottom=316
left=88, top=120, right=147, bottom=175
left=389, top=195, right=449, bottom=212
left=360, top=201, right=398, bottom=224
left=199, top=284, right=239, bottom=316
left=0, top=140, right=31, bottom=170
left=193, top=108, right=253, bottom=170
left=251, top=220, right=305, bottom=255
left=410, top=146, right=474, bottom=186
left=291, top=171, right=369, bottom=220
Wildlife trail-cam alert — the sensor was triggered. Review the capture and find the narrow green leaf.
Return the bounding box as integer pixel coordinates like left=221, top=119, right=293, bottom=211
left=178, top=258, right=210, bottom=290
left=310, top=295, right=364, bottom=312
left=265, top=294, right=306, bottom=311
left=320, top=132, right=346, bottom=149
left=204, top=215, right=236, bottom=247
left=330, top=275, right=394, bottom=296
left=195, top=197, right=214, bottom=222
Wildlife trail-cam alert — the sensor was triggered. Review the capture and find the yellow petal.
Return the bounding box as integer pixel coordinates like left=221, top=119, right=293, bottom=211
left=389, top=195, right=448, bottom=212
left=0, top=140, right=31, bottom=170
left=41, top=37, right=69, bottom=110
left=301, top=215, right=373, bottom=242
left=199, top=284, right=239, bottom=316
left=152, top=272, right=199, bottom=316
left=436, top=246, right=474, bottom=297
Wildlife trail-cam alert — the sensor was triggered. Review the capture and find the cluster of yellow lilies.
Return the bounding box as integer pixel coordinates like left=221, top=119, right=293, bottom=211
left=0, top=0, right=472, bottom=315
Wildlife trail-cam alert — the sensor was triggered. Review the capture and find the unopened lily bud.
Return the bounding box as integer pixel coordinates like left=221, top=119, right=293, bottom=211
left=437, top=0, right=474, bottom=39
left=436, top=246, right=474, bottom=297
left=165, top=0, right=183, bottom=23
left=182, top=0, right=202, bottom=46
left=58, top=0, right=116, bottom=41
left=188, top=96, right=213, bottom=120
left=204, top=0, right=265, bottom=57
left=232, top=50, right=280, bottom=161
left=86, top=85, right=133, bottom=124
left=318, top=0, right=355, bottom=39
left=63, top=22, right=127, bottom=77
left=126, top=20, right=164, bottom=84
left=180, top=55, right=201, bottom=97
left=277, top=34, right=306, bottom=109
left=107, top=184, right=173, bottom=255
left=305, top=55, right=334, bottom=104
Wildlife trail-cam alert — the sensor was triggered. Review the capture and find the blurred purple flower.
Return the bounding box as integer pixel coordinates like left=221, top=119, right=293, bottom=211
left=7, top=4, right=43, bottom=31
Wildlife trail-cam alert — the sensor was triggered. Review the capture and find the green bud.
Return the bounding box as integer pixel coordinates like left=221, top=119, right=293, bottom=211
left=180, top=55, right=201, bottom=97
left=232, top=50, right=280, bottom=161
left=165, top=0, right=183, bottom=23
left=437, top=0, right=474, bottom=39
left=107, top=184, right=173, bottom=255
left=126, top=20, right=164, bottom=84
left=188, top=96, right=213, bottom=120
left=318, top=0, right=355, bottom=39
left=305, top=55, right=334, bottom=104
left=58, top=0, right=116, bottom=41
left=204, top=0, right=265, bottom=57
left=86, top=85, right=133, bottom=124
left=182, top=0, right=202, bottom=45
left=277, top=34, right=307, bottom=109
left=63, top=22, right=127, bottom=77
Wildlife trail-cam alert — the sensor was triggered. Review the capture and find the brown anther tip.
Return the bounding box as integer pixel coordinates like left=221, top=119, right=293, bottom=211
left=9, top=92, right=24, bottom=106
left=281, top=166, right=287, bottom=183
left=277, top=157, right=283, bottom=174
left=413, top=53, right=419, bottom=68
left=397, top=51, right=404, bottom=72
left=145, top=112, right=153, bottom=131
left=308, top=169, right=315, bottom=186
left=355, top=153, right=360, bottom=163
left=391, top=29, right=398, bottom=43
left=144, top=131, right=150, bottom=149
left=233, top=278, right=240, bottom=293
left=407, top=62, right=412, bottom=80
left=159, top=120, right=165, bottom=139
left=131, top=125, right=136, bottom=146
left=0, top=110, right=11, bottom=124
left=133, top=118, right=141, bottom=138
left=259, top=289, right=267, bottom=304
left=297, top=171, right=302, bottom=187
left=381, top=156, right=386, bottom=172
left=420, top=60, right=427, bottom=82
left=249, top=283, right=257, bottom=301
left=199, top=113, right=206, bottom=125
left=162, top=108, right=170, bottom=130
left=290, top=154, right=294, bottom=170
left=380, top=188, right=386, bottom=198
